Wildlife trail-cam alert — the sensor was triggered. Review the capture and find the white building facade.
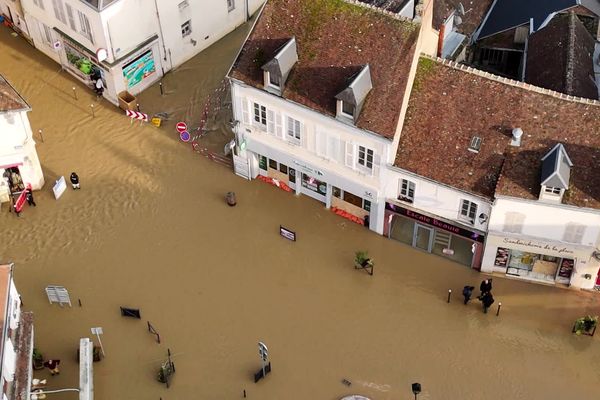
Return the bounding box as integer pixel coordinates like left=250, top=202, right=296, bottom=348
left=482, top=197, right=600, bottom=289
left=230, top=82, right=393, bottom=234
left=14, top=0, right=263, bottom=105
left=382, top=166, right=491, bottom=269
left=0, top=76, right=44, bottom=204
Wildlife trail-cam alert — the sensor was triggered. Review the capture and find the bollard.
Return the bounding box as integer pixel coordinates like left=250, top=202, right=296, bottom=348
left=447, top=289, right=452, bottom=303
left=226, top=191, right=237, bottom=206
left=78, top=299, right=82, bottom=307
left=159, top=82, right=164, bottom=96
left=38, top=129, right=44, bottom=143
left=243, top=389, right=246, bottom=398
left=72, top=86, right=78, bottom=100
left=90, top=104, right=95, bottom=118
left=496, top=302, right=502, bottom=317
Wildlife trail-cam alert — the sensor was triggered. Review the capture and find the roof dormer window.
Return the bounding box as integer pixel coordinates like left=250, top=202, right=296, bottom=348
left=335, top=64, right=372, bottom=124
left=261, top=37, right=298, bottom=95
left=539, top=143, right=572, bottom=203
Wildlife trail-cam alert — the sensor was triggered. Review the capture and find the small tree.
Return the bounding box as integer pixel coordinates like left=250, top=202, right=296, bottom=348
left=573, top=315, right=598, bottom=336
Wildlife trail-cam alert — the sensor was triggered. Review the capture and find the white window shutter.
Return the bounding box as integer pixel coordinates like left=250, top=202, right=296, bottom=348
left=345, top=141, right=355, bottom=168
left=267, top=109, right=275, bottom=135
left=316, top=131, right=327, bottom=156
left=240, top=98, right=250, bottom=125
left=327, top=135, right=340, bottom=162
left=275, top=112, right=283, bottom=138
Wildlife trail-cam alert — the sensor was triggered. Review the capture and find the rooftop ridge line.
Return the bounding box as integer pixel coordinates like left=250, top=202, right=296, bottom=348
left=342, top=0, right=416, bottom=23
left=422, top=54, right=600, bottom=107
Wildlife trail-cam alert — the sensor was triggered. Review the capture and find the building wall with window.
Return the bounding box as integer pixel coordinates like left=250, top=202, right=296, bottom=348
left=0, top=0, right=33, bottom=39
left=380, top=166, right=490, bottom=269
left=231, top=81, right=395, bottom=234
left=482, top=196, right=600, bottom=289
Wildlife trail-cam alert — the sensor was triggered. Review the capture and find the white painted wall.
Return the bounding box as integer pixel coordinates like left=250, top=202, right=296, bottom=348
left=0, top=0, right=31, bottom=37
left=0, top=111, right=44, bottom=191
left=489, top=197, right=600, bottom=247
left=382, top=166, right=492, bottom=232
left=155, top=0, right=263, bottom=70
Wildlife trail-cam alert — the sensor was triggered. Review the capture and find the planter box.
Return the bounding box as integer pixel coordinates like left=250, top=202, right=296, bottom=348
left=118, top=91, right=137, bottom=111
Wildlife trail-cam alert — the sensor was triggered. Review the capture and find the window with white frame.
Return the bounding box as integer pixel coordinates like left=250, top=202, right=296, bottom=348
left=52, top=0, right=66, bottom=24
left=227, top=0, right=235, bottom=12
left=544, top=186, right=561, bottom=195
left=286, top=116, right=301, bottom=143
left=181, top=20, right=192, bottom=37
left=268, top=72, right=280, bottom=88
left=357, top=145, right=374, bottom=171
left=341, top=101, right=354, bottom=117
left=253, top=103, right=267, bottom=127
left=563, top=222, right=585, bottom=244
left=503, top=212, right=525, bottom=233
left=459, top=199, right=477, bottom=224
left=398, top=179, right=415, bottom=203
left=77, top=10, right=93, bottom=43
left=65, top=3, right=76, bottom=31
left=33, top=0, right=45, bottom=10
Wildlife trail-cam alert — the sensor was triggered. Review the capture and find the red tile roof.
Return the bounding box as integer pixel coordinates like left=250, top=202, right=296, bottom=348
left=395, top=58, right=600, bottom=208
left=229, top=0, right=420, bottom=139
left=0, top=75, right=29, bottom=112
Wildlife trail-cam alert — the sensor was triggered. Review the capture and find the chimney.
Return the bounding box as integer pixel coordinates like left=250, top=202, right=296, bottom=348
left=511, top=128, right=523, bottom=147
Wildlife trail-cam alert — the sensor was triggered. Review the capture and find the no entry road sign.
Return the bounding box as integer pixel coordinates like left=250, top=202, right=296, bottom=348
left=176, top=122, right=187, bottom=133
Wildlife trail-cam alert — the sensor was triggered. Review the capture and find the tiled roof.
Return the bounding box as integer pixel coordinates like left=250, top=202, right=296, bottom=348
left=0, top=75, right=29, bottom=113
left=433, top=0, right=493, bottom=35
left=395, top=58, right=600, bottom=209
left=229, top=0, right=420, bottom=139
left=356, top=0, right=412, bottom=13
left=525, top=13, right=598, bottom=100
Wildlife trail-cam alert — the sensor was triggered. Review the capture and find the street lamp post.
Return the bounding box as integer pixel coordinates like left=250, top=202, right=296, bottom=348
left=412, top=382, right=422, bottom=400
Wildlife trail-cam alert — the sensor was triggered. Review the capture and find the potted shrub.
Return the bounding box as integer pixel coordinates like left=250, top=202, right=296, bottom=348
left=355, top=250, right=373, bottom=268
left=32, top=348, right=44, bottom=370
left=573, top=315, right=598, bottom=335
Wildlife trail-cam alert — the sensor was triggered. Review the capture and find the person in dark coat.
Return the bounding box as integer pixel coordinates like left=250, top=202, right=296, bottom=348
left=462, top=286, right=475, bottom=305
left=481, top=291, right=494, bottom=313
left=43, top=359, right=60, bottom=375
left=25, top=188, right=36, bottom=207
left=70, top=172, right=80, bottom=189
left=479, top=279, right=493, bottom=298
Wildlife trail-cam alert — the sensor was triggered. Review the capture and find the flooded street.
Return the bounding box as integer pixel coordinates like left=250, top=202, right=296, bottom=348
left=1, top=22, right=600, bottom=400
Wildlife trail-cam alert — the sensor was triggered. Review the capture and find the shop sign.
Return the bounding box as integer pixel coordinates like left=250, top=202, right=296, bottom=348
left=280, top=226, right=296, bottom=241
left=293, top=160, right=323, bottom=176
left=122, top=49, right=156, bottom=88
left=501, top=237, right=574, bottom=255
left=386, top=203, right=484, bottom=243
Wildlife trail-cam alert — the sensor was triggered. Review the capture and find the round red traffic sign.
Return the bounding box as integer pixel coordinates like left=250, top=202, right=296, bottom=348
left=176, top=122, right=187, bottom=133
left=180, top=131, right=190, bottom=142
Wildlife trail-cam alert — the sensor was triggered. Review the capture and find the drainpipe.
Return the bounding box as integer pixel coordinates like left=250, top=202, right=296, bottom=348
left=153, top=0, right=168, bottom=63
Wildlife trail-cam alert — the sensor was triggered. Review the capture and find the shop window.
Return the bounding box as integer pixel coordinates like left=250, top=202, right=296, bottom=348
left=279, top=163, right=288, bottom=175
left=253, top=103, right=267, bottom=127
left=289, top=168, right=296, bottom=183
left=503, top=212, right=525, bottom=234
left=542, top=255, right=557, bottom=262
left=332, top=186, right=341, bottom=198
left=258, top=155, right=267, bottom=170
left=389, top=215, right=414, bottom=246
left=459, top=199, right=477, bottom=224
left=301, top=174, right=326, bottom=196
left=227, top=0, right=235, bottom=12
left=357, top=145, right=374, bottom=172
left=286, top=116, right=301, bottom=143
left=268, top=158, right=278, bottom=170
left=563, top=222, right=585, bottom=244
left=398, top=179, right=415, bottom=203
left=181, top=20, right=192, bottom=38
left=65, top=3, right=77, bottom=31
left=343, top=191, right=363, bottom=209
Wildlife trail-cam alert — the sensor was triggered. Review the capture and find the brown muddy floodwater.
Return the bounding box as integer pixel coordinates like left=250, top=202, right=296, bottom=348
left=1, top=23, right=600, bottom=400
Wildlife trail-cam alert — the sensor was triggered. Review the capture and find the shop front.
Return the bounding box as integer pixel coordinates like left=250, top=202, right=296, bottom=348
left=483, top=235, right=581, bottom=285
left=384, top=202, right=485, bottom=269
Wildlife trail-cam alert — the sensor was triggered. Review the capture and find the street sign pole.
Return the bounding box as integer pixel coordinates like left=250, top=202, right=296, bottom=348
left=91, top=327, right=105, bottom=356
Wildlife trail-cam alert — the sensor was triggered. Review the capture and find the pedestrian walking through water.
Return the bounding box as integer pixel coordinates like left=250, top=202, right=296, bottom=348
left=479, top=278, right=492, bottom=298
left=26, top=188, right=36, bottom=207
left=480, top=291, right=495, bottom=313
left=462, top=286, right=475, bottom=305
left=43, top=359, right=60, bottom=375
left=70, top=172, right=80, bottom=189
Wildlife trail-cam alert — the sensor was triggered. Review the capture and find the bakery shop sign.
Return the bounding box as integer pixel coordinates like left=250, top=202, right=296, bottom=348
left=502, top=237, right=574, bottom=255
left=386, top=203, right=484, bottom=243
